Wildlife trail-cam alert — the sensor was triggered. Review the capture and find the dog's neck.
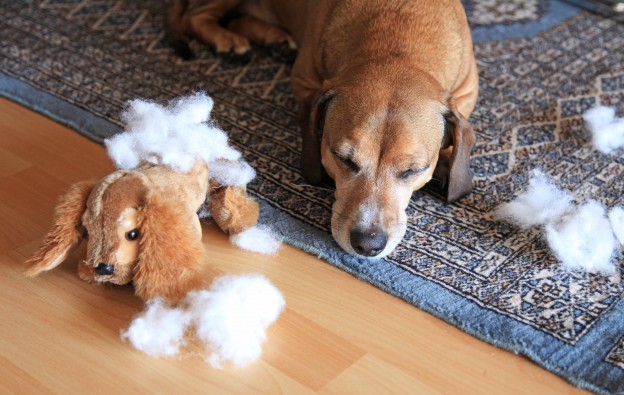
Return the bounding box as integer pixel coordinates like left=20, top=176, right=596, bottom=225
left=327, top=61, right=447, bottom=107
left=318, top=2, right=464, bottom=93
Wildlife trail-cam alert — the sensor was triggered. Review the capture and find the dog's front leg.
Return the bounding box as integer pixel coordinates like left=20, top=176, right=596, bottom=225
left=187, top=0, right=250, bottom=54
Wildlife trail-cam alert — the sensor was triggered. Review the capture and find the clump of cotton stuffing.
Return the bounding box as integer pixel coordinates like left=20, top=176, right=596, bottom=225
left=230, top=225, right=282, bottom=255
left=495, top=169, right=573, bottom=228
left=122, top=274, right=285, bottom=367
left=545, top=200, right=616, bottom=274
left=185, top=274, right=286, bottom=367
left=120, top=298, right=192, bottom=357
left=209, top=160, right=256, bottom=187
left=583, top=105, right=624, bottom=154
left=495, top=170, right=621, bottom=275
left=105, top=92, right=250, bottom=184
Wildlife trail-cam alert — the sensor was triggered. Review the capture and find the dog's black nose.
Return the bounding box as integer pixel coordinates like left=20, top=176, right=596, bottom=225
left=95, top=263, right=114, bottom=276
left=350, top=229, right=388, bottom=257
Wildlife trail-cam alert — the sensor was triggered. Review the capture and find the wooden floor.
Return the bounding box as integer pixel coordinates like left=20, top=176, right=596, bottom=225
left=0, top=97, right=587, bottom=394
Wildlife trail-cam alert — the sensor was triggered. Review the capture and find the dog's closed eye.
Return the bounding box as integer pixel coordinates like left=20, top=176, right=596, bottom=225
left=398, top=165, right=429, bottom=180
left=332, top=150, right=360, bottom=173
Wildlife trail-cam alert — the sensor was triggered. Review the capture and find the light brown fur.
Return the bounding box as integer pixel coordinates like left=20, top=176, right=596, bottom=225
left=25, top=161, right=260, bottom=304
left=166, top=0, right=479, bottom=257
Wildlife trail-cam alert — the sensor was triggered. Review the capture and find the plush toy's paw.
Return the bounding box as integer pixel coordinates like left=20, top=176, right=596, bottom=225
left=210, top=186, right=259, bottom=235
left=77, top=260, right=96, bottom=283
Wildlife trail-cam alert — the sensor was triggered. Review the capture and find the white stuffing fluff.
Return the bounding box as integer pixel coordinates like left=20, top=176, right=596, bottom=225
left=105, top=92, right=251, bottom=184
left=495, top=170, right=621, bottom=274
left=610, top=206, right=624, bottom=246
left=185, top=274, right=286, bottom=367
left=120, top=298, right=191, bottom=357
left=122, top=274, right=285, bottom=367
left=230, top=225, right=282, bottom=255
left=583, top=105, right=624, bottom=154
left=495, top=169, right=573, bottom=228
left=105, top=93, right=283, bottom=251
left=545, top=200, right=616, bottom=274
left=208, top=159, right=256, bottom=187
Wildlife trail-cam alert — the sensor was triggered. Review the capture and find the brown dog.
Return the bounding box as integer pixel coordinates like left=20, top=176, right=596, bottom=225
left=166, top=0, right=478, bottom=257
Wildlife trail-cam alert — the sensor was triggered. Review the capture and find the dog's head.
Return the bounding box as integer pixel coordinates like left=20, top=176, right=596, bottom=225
left=24, top=169, right=205, bottom=303
left=301, top=76, right=475, bottom=257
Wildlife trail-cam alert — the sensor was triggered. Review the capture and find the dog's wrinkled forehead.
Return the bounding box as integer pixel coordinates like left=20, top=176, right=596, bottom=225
left=327, top=95, right=447, bottom=161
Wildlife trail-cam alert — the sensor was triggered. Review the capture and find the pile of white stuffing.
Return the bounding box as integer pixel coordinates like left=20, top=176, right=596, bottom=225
left=583, top=105, right=624, bottom=154
left=121, top=274, right=285, bottom=367
left=495, top=169, right=624, bottom=274
left=105, top=92, right=281, bottom=255
left=495, top=105, right=624, bottom=274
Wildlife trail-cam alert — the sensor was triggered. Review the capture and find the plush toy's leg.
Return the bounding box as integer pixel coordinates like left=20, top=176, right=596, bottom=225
left=77, top=259, right=96, bottom=283
left=210, top=185, right=259, bottom=235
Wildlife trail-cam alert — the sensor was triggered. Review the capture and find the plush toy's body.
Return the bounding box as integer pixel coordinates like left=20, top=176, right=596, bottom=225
left=25, top=160, right=259, bottom=304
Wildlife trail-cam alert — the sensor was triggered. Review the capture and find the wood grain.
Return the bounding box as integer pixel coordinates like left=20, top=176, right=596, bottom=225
left=0, top=98, right=587, bottom=394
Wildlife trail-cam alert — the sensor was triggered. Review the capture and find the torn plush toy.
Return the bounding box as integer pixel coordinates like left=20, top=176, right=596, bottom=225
left=24, top=92, right=281, bottom=304
left=495, top=169, right=622, bottom=275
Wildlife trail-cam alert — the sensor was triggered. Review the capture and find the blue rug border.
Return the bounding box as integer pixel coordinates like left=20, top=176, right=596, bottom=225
left=0, top=71, right=121, bottom=143
left=470, top=0, right=582, bottom=43
left=2, top=69, right=622, bottom=395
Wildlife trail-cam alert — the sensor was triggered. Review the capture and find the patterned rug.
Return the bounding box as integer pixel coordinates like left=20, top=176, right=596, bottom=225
left=2, top=1, right=624, bottom=393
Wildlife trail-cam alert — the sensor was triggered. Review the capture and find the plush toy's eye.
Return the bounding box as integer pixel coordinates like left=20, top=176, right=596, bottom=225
left=126, top=229, right=140, bottom=241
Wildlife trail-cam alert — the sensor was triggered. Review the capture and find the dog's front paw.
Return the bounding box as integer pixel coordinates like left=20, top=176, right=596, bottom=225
left=214, top=31, right=251, bottom=55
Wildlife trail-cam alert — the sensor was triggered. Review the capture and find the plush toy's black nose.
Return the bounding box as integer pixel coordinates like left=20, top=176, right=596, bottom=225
left=350, top=228, right=388, bottom=257
left=95, top=263, right=114, bottom=276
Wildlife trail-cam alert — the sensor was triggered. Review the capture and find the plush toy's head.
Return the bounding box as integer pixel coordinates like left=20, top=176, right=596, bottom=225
left=81, top=173, right=144, bottom=286
left=24, top=161, right=259, bottom=304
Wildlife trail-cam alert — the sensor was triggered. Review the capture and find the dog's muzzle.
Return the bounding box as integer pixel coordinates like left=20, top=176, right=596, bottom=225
left=350, top=228, right=388, bottom=257
left=95, top=263, right=115, bottom=276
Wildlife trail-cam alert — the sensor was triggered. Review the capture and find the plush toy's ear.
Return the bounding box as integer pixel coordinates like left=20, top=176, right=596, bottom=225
left=300, top=90, right=334, bottom=185
left=24, top=180, right=94, bottom=277
left=209, top=184, right=259, bottom=234
left=432, top=98, right=476, bottom=203
left=133, top=194, right=205, bottom=304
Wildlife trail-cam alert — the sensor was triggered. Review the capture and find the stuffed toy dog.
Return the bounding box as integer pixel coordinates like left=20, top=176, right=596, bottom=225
left=23, top=93, right=285, bottom=367
left=24, top=160, right=259, bottom=304
left=23, top=92, right=279, bottom=304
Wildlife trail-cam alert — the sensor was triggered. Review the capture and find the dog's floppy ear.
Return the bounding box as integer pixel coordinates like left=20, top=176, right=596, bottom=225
left=24, top=180, right=95, bottom=277
left=300, top=90, right=334, bottom=185
left=133, top=194, right=204, bottom=304
left=433, top=98, right=476, bottom=202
